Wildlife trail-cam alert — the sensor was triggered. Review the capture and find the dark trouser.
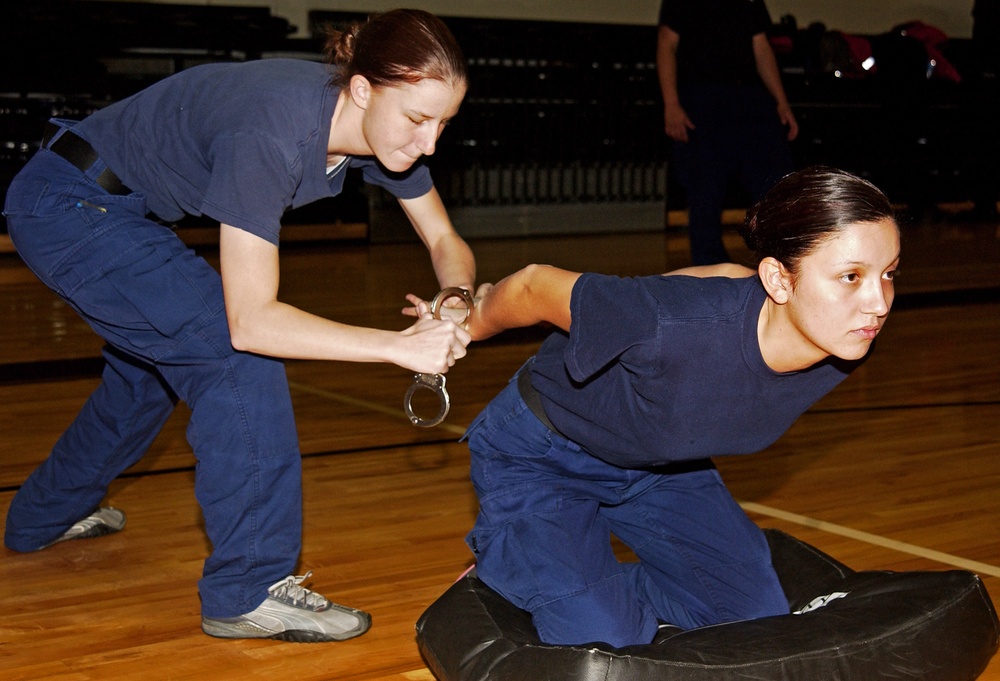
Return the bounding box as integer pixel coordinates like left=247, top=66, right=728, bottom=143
left=673, top=83, right=793, bottom=265
left=3, top=136, right=302, bottom=618
left=463, top=371, right=788, bottom=648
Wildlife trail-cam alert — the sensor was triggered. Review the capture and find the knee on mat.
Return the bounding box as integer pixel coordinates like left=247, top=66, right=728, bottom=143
left=530, top=579, right=659, bottom=648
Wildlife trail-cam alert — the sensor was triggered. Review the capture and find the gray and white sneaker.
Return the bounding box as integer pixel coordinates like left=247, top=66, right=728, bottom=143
left=201, top=572, right=372, bottom=643
left=43, top=507, right=126, bottom=548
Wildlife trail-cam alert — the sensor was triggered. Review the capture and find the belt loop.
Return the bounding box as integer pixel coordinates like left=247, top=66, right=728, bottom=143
left=42, top=118, right=79, bottom=148
left=41, top=121, right=63, bottom=148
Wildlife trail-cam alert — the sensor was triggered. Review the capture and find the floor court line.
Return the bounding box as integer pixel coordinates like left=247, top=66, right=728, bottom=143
left=741, top=501, right=1000, bottom=579
left=287, top=380, right=468, bottom=436
left=288, top=380, right=1000, bottom=580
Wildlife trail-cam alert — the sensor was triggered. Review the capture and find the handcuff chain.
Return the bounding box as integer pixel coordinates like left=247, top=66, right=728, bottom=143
left=404, top=287, right=474, bottom=427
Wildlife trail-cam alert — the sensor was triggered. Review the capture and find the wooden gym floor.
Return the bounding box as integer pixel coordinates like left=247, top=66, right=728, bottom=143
left=1, top=210, right=998, bottom=680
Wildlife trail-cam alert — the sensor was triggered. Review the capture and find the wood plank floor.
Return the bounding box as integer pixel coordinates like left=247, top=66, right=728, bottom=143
left=1, top=215, right=999, bottom=680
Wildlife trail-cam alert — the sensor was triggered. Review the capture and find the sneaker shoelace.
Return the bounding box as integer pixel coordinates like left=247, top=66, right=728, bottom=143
left=267, top=572, right=331, bottom=611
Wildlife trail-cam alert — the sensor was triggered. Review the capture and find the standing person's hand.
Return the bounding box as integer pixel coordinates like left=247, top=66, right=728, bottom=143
left=664, top=105, right=695, bottom=143
left=396, top=300, right=471, bottom=374
left=776, top=102, right=799, bottom=141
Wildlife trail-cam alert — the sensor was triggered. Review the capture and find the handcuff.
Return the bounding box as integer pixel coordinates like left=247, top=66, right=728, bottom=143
left=404, top=286, right=475, bottom=427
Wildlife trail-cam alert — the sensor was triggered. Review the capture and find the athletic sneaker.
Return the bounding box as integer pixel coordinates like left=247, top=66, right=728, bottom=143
left=201, top=572, right=372, bottom=642
left=43, top=507, right=126, bottom=548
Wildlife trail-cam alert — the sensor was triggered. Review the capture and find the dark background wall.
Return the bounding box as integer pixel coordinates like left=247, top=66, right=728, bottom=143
left=2, top=1, right=997, bottom=239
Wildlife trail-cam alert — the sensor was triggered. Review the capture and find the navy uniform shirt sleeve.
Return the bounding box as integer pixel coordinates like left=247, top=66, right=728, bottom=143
left=201, top=131, right=299, bottom=244
left=354, top=158, right=434, bottom=200
left=749, top=0, right=774, bottom=35
left=658, top=0, right=687, bottom=31
left=564, top=273, right=660, bottom=383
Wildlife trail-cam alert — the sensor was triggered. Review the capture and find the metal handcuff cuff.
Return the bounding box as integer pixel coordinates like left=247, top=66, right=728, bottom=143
left=404, top=286, right=475, bottom=427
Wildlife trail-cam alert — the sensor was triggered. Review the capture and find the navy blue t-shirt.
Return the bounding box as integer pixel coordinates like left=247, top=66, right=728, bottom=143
left=529, top=274, right=863, bottom=468
left=74, top=59, right=433, bottom=245
left=659, top=0, right=773, bottom=86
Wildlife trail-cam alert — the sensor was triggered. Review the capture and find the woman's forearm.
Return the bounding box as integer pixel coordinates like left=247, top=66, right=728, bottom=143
left=468, top=264, right=579, bottom=340
left=399, top=188, right=476, bottom=291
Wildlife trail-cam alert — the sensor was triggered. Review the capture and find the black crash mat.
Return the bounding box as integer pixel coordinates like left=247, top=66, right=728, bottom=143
left=416, top=529, right=999, bottom=681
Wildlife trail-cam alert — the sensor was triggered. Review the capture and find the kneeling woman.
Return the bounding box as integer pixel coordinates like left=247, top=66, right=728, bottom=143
left=452, top=166, right=899, bottom=648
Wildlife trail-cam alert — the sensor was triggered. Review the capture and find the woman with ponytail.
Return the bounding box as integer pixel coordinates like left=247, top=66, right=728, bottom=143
left=417, top=166, right=901, bottom=648
left=4, top=9, right=479, bottom=642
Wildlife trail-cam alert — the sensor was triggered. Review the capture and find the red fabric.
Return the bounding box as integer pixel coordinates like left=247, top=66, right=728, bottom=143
left=898, top=21, right=962, bottom=82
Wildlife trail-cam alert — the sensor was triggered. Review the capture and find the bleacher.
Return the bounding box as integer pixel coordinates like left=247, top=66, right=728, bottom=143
left=2, top=2, right=997, bottom=246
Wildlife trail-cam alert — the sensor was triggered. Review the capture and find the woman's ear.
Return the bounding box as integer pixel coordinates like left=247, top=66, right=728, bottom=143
left=759, top=257, right=792, bottom=304
left=349, top=74, right=372, bottom=109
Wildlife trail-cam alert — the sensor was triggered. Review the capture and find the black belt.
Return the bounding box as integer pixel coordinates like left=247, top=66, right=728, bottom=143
left=517, top=363, right=563, bottom=436
left=43, top=124, right=131, bottom=196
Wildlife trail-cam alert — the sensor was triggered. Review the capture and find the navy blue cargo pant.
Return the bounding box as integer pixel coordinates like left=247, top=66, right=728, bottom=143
left=464, top=371, right=788, bottom=648
left=3, top=131, right=301, bottom=619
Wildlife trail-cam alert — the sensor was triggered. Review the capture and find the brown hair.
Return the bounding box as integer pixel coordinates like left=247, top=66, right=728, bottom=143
left=740, top=166, right=896, bottom=274
left=324, top=9, right=467, bottom=89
